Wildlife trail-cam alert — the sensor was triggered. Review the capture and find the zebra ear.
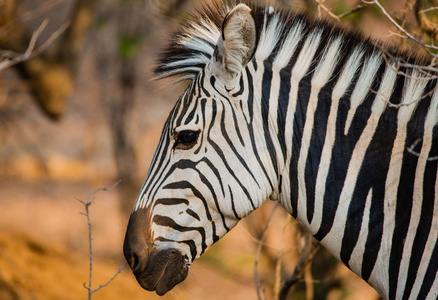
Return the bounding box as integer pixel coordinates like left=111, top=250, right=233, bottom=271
left=212, top=4, right=257, bottom=82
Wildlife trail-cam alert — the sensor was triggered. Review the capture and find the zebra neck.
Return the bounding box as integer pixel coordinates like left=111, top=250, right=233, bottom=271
left=249, top=24, right=438, bottom=298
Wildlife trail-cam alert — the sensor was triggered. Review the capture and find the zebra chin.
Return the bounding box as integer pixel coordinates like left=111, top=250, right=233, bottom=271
left=131, top=248, right=189, bottom=295
left=123, top=208, right=190, bottom=295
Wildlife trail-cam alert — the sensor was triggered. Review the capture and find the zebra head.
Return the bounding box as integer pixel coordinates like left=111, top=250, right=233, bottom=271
left=124, top=4, right=278, bottom=295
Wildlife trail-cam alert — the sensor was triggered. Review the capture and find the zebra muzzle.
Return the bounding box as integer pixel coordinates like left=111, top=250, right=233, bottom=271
left=132, top=248, right=188, bottom=295
left=124, top=208, right=189, bottom=295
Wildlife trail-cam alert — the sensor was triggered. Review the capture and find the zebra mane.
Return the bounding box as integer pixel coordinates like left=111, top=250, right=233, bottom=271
left=154, top=0, right=426, bottom=82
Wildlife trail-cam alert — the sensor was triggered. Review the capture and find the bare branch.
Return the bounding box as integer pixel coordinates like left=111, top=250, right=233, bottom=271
left=314, top=0, right=341, bottom=21
left=313, top=0, right=370, bottom=21
left=407, top=138, right=438, bottom=161
left=337, top=3, right=369, bottom=19
left=76, top=181, right=123, bottom=300
left=369, top=84, right=437, bottom=109
left=419, top=6, right=438, bottom=14
left=379, top=50, right=438, bottom=79
left=90, top=263, right=128, bottom=294
left=362, top=0, right=438, bottom=55
left=0, top=20, right=69, bottom=70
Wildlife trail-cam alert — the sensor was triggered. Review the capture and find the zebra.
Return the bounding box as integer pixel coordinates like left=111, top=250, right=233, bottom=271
left=123, top=1, right=438, bottom=298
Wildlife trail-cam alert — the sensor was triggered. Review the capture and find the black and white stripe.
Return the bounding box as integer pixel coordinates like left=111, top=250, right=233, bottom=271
left=132, top=1, right=438, bottom=298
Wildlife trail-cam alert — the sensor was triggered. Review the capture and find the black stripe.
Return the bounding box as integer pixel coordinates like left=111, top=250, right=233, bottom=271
left=143, top=124, right=173, bottom=201
left=305, top=83, right=332, bottom=224
left=199, top=70, right=211, bottom=97
left=337, top=62, right=387, bottom=271
left=155, top=236, right=198, bottom=262
left=361, top=186, right=384, bottom=280
left=175, top=159, right=230, bottom=232
left=417, top=240, right=438, bottom=299
left=360, top=112, right=397, bottom=280
left=402, top=96, right=437, bottom=300
left=175, top=85, right=194, bottom=127
left=261, top=59, right=279, bottom=175
left=194, top=98, right=208, bottom=155
left=389, top=102, right=426, bottom=299
left=143, top=95, right=184, bottom=200
left=231, top=75, right=245, bottom=97
left=304, top=41, right=353, bottom=224
left=163, top=181, right=213, bottom=221
left=245, top=68, right=274, bottom=191
left=154, top=198, right=189, bottom=207
left=229, top=99, right=246, bottom=146
left=153, top=215, right=208, bottom=255
left=228, top=186, right=241, bottom=220
left=184, top=97, right=199, bottom=125
left=289, top=74, right=313, bottom=218
left=206, top=100, right=256, bottom=210
left=277, top=67, right=291, bottom=163
left=314, top=82, right=374, bottom=241
left=219, top=101, right=260, bottom=189
left=186, top=209, right=201, bottom=221
left=246, top=67, right=254, bottom=122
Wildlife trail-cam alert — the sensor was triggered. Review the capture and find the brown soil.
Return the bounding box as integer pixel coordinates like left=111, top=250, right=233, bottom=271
left=0, top=180, right=379, bottom=300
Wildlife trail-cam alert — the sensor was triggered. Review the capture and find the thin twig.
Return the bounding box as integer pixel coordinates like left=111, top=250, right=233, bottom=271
left=375, top=46, right=438, bottom=82
left=314, top=0, right=369, bottom=21
left=407, top=138, right=438, bottom=161
left=90, top=263, right=128, bottom=293
left=314, top=0, right=341, bottom=21
left=362, top=0, right=438, bottom=55
left=420, top=6, right=438, bottom=14
left=337, top=3, right=369, bottom=19
left=0, top=20, right=70, bottom=70
left=76, top=181, right=122, bottom=300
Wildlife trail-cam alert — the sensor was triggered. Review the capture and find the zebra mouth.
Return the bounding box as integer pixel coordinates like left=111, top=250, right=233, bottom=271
left=132, top=248, right=189, bottom=295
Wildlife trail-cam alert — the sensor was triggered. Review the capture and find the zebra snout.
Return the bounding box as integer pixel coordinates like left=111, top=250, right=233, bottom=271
left=123, top=208, right=189, bottom=295
left=124, top=243, right=189, bottom=295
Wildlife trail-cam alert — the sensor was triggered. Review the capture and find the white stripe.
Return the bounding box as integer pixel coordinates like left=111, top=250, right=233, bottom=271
left=268, top=23, right=305, bottom=175
left=426, top=273, right=438, bottom=300
left=321, top=64, right=397, bottom=259
left=355, top=65, right=398, bottom=296
left=290, top=31, right=322, bottom=79
left=344, top=53, right=382, bottom=135
left=255, top=14, right=282, bottom=60
left=281, top=30, right=322, bottom=215
left=311, top=38, right=343, bottom=88
left=406, top=89, right=438, bottom=299
left=273, top=21, right=304, bottom=70
left=268, top=71, right=282, bottom=172
left=395, top=71, right=429, bottom=299
left=297, top=38, right=342, bottom=223
left=348, top=188, right=373, bottom=274
left=309, top=47, right=364, bottom=234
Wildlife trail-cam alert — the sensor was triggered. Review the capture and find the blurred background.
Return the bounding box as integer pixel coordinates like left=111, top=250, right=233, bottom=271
left=0, top=0, right=435, bottom=299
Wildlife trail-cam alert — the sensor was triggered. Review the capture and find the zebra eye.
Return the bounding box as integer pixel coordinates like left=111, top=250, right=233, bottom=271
left=174, top=130, right=199, bottom=149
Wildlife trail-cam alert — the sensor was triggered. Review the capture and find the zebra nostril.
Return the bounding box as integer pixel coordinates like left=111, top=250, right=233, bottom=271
left=131, top=252, right=140, bottom=272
